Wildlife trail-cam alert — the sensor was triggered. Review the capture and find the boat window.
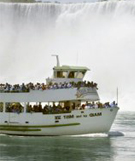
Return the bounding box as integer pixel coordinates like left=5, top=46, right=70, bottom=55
left=74, top=72, right=78, bottom=78
left=57, top=71, right=68, bottom=78
left=76, top=72, right=85, bottom=79
left=68, top=71, right=75, bottom=78
left=26, top=102, right=43, bottom=113
left=63, top=72, right=68, bottom=78
left=54, top=71, right=57, bottom=78
left=57, top=71, right=62, bottom=78
left=5, top=102, right=24, bottom=113
left=0, top=102, right=3, bottom=112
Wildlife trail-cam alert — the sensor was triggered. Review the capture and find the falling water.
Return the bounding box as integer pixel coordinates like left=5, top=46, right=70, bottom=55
left=0, top=1, right=135, bottom=110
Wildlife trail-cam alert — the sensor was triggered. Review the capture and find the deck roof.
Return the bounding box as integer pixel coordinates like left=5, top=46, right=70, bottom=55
left=53, top=65, right=90, bottom=71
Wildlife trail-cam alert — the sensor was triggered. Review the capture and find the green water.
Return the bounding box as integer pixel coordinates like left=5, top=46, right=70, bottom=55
left=0, top=112, right=135, bottom=161
left=0, top=135, right=114, bottom=161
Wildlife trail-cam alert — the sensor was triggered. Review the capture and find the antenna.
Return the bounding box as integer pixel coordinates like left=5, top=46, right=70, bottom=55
left=116, top=87, right=118, bottom=105
left=52, top=55, right=60, bottom=67
left=76, top=52, right=79, bottom=65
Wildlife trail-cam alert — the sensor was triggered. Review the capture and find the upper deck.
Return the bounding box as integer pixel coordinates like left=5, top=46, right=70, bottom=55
left=0, top=87, right=99, bottom=102
left=0, top=55, right=99, bottom=102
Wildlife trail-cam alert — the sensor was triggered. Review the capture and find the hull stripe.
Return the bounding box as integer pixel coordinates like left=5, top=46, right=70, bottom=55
left=0, top=123, right=80, bottom=131
left=0, top=128, right=41, bottom=132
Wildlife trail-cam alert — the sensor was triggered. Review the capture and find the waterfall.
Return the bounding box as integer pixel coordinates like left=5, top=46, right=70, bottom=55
left=0, top=1, right=135, bottom=110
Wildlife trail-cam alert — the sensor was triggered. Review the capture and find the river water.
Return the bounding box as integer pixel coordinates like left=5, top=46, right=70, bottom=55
left=0, top=111, right=135, bottom=161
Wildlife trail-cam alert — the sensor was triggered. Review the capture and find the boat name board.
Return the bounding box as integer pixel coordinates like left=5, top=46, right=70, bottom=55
left=55, top=112, right=102, bottom=120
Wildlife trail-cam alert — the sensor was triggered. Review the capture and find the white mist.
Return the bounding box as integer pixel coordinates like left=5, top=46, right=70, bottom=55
left=0, top=1, right=135, bottom=110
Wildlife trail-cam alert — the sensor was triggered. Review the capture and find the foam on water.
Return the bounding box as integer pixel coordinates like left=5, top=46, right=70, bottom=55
left=71, top=133, right=108, bottom=137
left=71, top=131, right=124, bottom=137
left=108, top=131, right=124, bottom=137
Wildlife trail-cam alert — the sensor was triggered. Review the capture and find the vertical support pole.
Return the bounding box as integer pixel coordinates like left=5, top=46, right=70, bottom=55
left=3, top=102, right=5, bottom=113
left=24, top=102, right=27, bottom=113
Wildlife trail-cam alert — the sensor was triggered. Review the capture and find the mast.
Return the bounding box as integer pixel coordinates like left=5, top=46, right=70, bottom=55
left=52, top=55, right=60, bottom=67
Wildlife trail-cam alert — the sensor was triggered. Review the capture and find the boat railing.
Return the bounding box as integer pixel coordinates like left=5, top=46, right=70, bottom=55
left=0, top=81, right=98, bottom=93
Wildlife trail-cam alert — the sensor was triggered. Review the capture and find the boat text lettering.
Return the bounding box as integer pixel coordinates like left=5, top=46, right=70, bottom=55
left=63, top=115, right=74, bottom=119
left=76, top=115, right=82, bottom=118
left=55, top=116, right=61, bottom=120
left=89, top=112, right=102, bottom=117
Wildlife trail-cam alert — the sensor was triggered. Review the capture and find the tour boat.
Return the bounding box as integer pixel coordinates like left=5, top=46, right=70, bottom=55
left=0, top=55, right=119, bottom=136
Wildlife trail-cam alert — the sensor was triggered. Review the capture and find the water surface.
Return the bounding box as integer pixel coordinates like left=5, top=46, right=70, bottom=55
left=0, top=111, right=135, bottom=161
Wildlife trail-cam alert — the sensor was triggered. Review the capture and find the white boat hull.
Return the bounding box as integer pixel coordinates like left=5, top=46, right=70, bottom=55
left=0, top=107, right=119, bottom=136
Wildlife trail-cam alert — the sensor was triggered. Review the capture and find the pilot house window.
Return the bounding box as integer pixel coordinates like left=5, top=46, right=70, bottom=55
left=68, top=72, right=75, bottom=78
left=57, top=71, right=68, bottom=78
left=76, top=72, right=85, bottom=79
left=57, top=71, right=63, bottom=78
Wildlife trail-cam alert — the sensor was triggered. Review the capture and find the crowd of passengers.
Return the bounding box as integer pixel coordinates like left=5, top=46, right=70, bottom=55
left=0, top=81, right=98, bottom=92
left=1, top=101, right=117, bottom=113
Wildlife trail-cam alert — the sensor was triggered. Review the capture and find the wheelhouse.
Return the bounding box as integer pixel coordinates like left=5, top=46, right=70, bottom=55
left=46, top=65, right=90, bottom=84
